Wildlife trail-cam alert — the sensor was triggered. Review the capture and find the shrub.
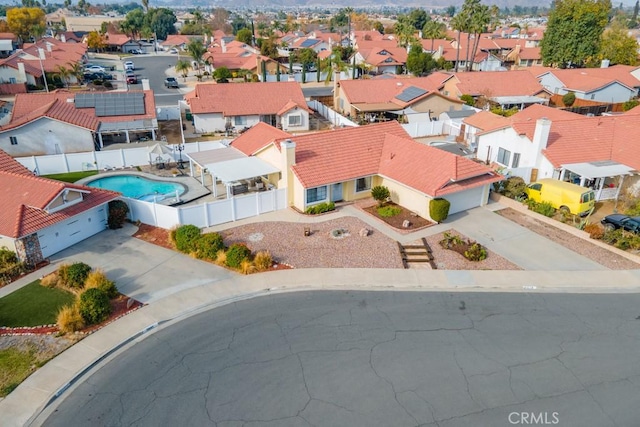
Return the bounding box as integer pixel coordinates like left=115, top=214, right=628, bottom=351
left=103, top=81, right=113, bottom=89
left=40, top=273, right=59, bottom=288
left=225, top=243, right=252, bottom=269
left=584, top=223, right=604, bottom=240
left=430, top=198, right=451, bottom=223
left=460, top=94, right=475, bottom=106
left=173, top=224, right=201, bottom=253
left=78, top=288, right=112, bottom=325
left=215, top=249, right=227, bottom=266
left=107, top=200, right=129, bottom=229
left=194, top=233, right=225, bottom=260
left=464, top=243, right=488, bottom=261
left=59, top=262, right=92, bottom=289
left=305, top=201, right=336, bottom=214
left=603, top=229, right=640, bottom=251
left=240, top=259, right=256, bottom=275
left=57, top=303, right=84, bottom=334
left=439, top=231, right=463, bottom=249
left=562, top=91, right=576, bottom=107
left=85, top=269, right=118, bottom=299
left=0, top=247, right=25, bottom=285
left=253, top=250, right=272, bottom=271
left=501, top=177, right=526, bottom=199
left=624, top=198, right=640, bottom=216
left=377, top=205, right=401, bottom=217
left=622, top=99, right=639, bottom=112
left=525, top=200, right=555, bottom=217
left=371, top=186, right=390, bottom=206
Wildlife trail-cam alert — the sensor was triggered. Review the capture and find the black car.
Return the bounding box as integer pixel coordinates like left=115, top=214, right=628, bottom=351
left=83, top=72, right=113, bottom=82
left=601, top=214, right=640, bottom=233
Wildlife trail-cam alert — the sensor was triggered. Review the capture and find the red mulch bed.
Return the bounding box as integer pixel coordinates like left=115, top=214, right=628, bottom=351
left=0, top=295, right=144, bottom=337
left=132, top=223, right=175, bottom=250
left=362, top=202, right=433, bottom=231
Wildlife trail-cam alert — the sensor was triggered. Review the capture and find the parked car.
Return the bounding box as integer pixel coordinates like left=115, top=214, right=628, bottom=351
left=124, top=61, right=135, bottom=71
left=84, top=65, right=106, bottom=73
left=524, top=179, right=595, bottom=216
left=169, top=48, right=178, bottom=54
left=601, top=214, right=640, bottom=233
left=125, top=70, right=137, bottom=84
left=164, top=77, right=179, bottom=88
left=83, top=72, right=113, bottom=82
left=129, top=49, right=143, bottom=55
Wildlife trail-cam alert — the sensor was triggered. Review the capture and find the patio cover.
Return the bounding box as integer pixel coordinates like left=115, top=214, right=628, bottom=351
left=187, top=146, right=245, bottom=168
left=352, top=102, right=402, bottom=112
left=206, top=157, right=280, bottom=183
left=562, top=160, right=636, bottom=179
left=491, top=95, right=548, bottom=105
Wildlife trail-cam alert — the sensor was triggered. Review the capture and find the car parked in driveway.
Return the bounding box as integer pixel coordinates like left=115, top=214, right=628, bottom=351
left=83, top=72, right=113, bottom=82
left=601, top=214, right=640, bottom=233
left=84, top=65, right=106, bottom=73
left=164, top=77, right=179, bottom=88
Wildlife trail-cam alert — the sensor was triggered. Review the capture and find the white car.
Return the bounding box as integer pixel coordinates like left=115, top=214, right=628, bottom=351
left=84, top=65, right=106, bottom=73
left=124, top=61, right=135, bottom=71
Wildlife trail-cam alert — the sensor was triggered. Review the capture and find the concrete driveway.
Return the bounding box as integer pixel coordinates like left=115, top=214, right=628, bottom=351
left=51, top=223, right=231, bottom=303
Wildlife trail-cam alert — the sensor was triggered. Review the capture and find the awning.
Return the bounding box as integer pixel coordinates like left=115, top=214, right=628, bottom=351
left=206, top=157, right=280, bottom=183
left=351, top=102, right=402, bottom=112
left=562, top=160, right=636, bottom=179
left=491, top=96, right=548, bottom=105
left=187, top=146, right=245, bottom=168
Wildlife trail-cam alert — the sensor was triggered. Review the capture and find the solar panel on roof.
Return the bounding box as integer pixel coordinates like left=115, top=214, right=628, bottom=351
left=395, top=86, right=428, bottom=103
left=300, top=39, right=318, bottom=48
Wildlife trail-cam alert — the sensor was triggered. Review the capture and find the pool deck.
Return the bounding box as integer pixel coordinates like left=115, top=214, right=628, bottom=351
left=76, top=170, right=211, bottom=206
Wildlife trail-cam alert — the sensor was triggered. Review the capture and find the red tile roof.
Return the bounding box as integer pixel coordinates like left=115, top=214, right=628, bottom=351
left=539, top=65, right=640, bottom=92
left=463, top=111, right=509, bottom=130
left=0, top=153, right=118, bottom=238
left=231, top=122, right=292, bottom=156
left=477, top=104, right=580, bottom=138
left=285, top=121, right=500, bottom=196
left=4, top=90, right=155, bottom=131
left=339, top=76, right=448, bottom=106
left=186, top=81, right=309, bottom=116
left=451, top=70, right=546, bottom=97
left=0, top=150, right=31, bottom=175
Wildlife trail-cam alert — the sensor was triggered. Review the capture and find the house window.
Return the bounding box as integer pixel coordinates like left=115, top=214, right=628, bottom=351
left=288, top=115, right=302, bottom=126
left=234, top=116, right=246, bottom=126
left=497, top=147, right=511, bottom=166
left=10, top=136, right=17, bottom=145
left=306, top=186, right=327, bottom=204
left=512, top=153, right=521, bottom=168
left=590, top=94, right=595, bottom=100
left=355, top=176, right=371, bottom=192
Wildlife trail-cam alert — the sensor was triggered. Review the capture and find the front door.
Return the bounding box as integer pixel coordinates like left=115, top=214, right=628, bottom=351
left=331, top=183, right=343, bottom=202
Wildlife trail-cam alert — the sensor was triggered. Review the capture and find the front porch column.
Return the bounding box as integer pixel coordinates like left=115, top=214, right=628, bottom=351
left=151, top=128, right=156, bottom=140
left=212, top=174, right=218, bottom=197
left=559, top=169, right=566, bottom=181
left=125, top=130, right=131, bottom=143
left=98, top=132, right=104, bottom=149
left=579, top=177, right=586, bottom=186
left=226, top=184, right=231, bottom=199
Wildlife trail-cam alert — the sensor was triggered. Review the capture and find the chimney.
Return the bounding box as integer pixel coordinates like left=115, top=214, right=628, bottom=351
left=46, top=43, right=52, bottom=53
left=600, top=59, right=610, bottom=68
left=61, top=33, right=66, bottom=43
left=221, top=38, right=227, bottom=53
left=532, top=118, right=551, bottom=168
left=38, top=47, right=46, bottom=60
left=17, top=61, right=27, bottom=82
left=141, top=78, right=150, bottom=90
left=333, top=70, right=340, bottom=110
left=280, top=139, right=296, bottom=205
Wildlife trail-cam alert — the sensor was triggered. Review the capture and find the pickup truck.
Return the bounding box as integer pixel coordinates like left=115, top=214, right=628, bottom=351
left=164, top=77, right=179, bottom=88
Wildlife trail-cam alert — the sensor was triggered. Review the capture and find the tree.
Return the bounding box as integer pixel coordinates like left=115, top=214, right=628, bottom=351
left=540, top=0, right=612, bottom=68
left=121, top=8, right=145, bottom=39
left=55, top=65, right=70, bottom=87
left=599, top=19, right=639, bottom=65
left=175, top=59, right=190, bottom=81
left=236, top=28, right=252, bottom=45
left=141, top=0, right=148, bottom=13
left=7, top=7, right=45, bottom=44
left=407, top=9, right=429, bottom=31
left=260, top=37, right=279, bottom=59
left=293, top=47, right=317, bottom=69
left=146, top=8, right=177, bottom=40
left=213, top=66, right=232, bottom=82
left=406, top=43, right=435, bottom=76
left=468, top=2, right=491, bottom=71
left=422, top=20, right=446, bottom=54
left=67, top=61, right=84, bottom=84
left=394, top=16, right=416, bottom=47
left=450, top=13, right=469, bottom=72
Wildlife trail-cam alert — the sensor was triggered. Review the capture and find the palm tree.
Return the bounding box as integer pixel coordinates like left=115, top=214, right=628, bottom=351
left=450, top=14, right=468, bottom=72
left=423, top=21, right=446, bottom=55
left=140, top=26, right=153, bottom=42
left=468, top=4, right=491, bottom=71
left=186, top=39, right=206, bottom=75
left=175, top=60, right=191, bottom=81
left=67, top=62, right=84, bottom=85
left=55, top=65, right=71, bottom=88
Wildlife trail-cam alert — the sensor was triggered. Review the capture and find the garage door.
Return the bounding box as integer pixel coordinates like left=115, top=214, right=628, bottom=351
left=38, top=206, right=107, bottom=258
left=444, top=186, right=487, bottom=215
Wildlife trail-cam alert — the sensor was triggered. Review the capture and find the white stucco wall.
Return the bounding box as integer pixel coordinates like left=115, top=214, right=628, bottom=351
left=0, top=65, right=37, bottom=85
left=192, top=112, right=225, bottom=133
left=477, top=127, right=539, bottom=169
left=281, top=107, right=310, bottom=132
left=0, top=118, right=94, bottom=156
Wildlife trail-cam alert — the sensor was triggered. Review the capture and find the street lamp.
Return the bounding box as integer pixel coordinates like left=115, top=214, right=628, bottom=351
left=175, top=144, right=185, bottom=169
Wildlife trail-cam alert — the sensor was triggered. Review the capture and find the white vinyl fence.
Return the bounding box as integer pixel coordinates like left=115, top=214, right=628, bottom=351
left=401, top=121, right=445, bottom=138
left=264, top=70, right=352, bottom=83
left=307, top=100, right=358, bottom=128
left=15, top=141, right=228, bottom=175
left=126, top=188, right=287, bottom=229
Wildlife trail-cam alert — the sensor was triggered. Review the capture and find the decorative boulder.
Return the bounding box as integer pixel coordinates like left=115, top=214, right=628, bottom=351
left=359, top=228, right=370, bottom=237
left=402, top=220, right=412, bottom=228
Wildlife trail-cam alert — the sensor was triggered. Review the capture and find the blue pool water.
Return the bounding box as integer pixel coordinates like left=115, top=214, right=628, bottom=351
left=87, top=175, right=186, bottom=201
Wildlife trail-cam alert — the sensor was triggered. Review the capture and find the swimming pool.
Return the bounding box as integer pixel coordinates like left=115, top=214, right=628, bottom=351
left=87, top=175, right=186, bottom=202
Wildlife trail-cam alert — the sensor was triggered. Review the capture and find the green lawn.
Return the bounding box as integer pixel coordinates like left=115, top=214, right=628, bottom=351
left=0, top=281, right=75, bottom=327
left=0, top=346, right=38, bottom=397
left=42, top=170, right=98, bottom=183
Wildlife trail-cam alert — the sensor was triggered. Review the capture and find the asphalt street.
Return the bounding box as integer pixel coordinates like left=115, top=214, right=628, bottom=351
left=41, top=291, right=640, bottom=427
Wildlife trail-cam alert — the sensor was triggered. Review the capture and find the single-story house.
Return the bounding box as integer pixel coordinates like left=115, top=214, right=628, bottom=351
left=475, top=104, right=639, bottom=200
left=0, top=90, right=158, bottom=156
left=334, top=74, right=460, bottom=123
left=184, top=81, right=310, bottom=133
left=0, top=149, right=119, bottom=264
left=229, top=121, right=502, bottom=220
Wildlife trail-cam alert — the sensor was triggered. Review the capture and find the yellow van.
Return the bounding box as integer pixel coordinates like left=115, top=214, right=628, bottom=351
left=525, top=179, right=595, bottom=216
